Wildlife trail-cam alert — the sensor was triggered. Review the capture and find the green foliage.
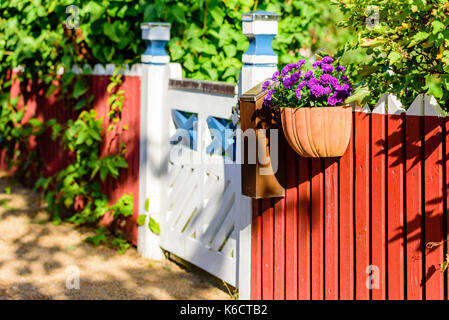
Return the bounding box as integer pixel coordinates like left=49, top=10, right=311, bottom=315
left=337, top=0, right=449, bottom=109
left=36, top=109, right=131, bottom=226
left=137, top=197, right=160, bottom=235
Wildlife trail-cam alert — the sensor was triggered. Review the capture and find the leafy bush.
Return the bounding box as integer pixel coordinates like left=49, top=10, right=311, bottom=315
left=337, top=0, right=449, bottom=109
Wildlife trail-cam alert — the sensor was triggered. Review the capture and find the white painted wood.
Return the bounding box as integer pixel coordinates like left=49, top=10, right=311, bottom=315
left=159, top=84, right=246, bottom=288
left=137, top=62, right=170, bottom=261
left=424, top=94, right=446, bottom=117
left=407, top=94, right=425, bottom=116
left=387, top=93, right=405, bottom=115
left=371, top=93, right=388, bottom=114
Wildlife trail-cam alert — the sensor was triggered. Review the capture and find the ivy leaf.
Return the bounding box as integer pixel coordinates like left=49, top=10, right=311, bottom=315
left=148, top=217, right=160, bottom=235
left=136, top=214, right=146, bottom=226
left=388, top=51, right=402, bottom=65
left=408, top=31, right=430, bottom=47
left=144, top=198, right=150, bottom=212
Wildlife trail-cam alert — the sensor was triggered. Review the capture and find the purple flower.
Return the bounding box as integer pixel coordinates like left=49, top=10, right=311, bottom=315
left=283, top=72, right=301, bottom=89
left=296, top=59, right=306, bottom=69
left=310, top=84, right=327, bottom=98
left=321, top=56, right=334, bottom=64
left=281, top=63, right=297, bottom=77
left=328, top=95, right=338, bottom=106
left=320, top=74, right=339, bottom=87
left=298, top=80, right=308, bottom=89
left=323, top=86, right=332, bottom=95
left=262, top=80, right=271, bottom=92
left=321, top=64, right=334, bottom=73
left=272, top=70, right=280, bottom=81
left=264, top=89, right=274, bottom=101
left=263, top=89, right=275, bottom=107
left=303, top=70, right=313, bottom=79
left=295, top=86, right=302, bottom=100
left=336, top=66, right=346, bottom=73
left=307, top=77, right=319, bottom=88
left=312, top=60, right=322, bottom=69
left=341, top=75, right=350, bottom=83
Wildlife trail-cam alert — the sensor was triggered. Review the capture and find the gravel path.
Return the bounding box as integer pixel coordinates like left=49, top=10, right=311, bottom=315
left=0, top=171, right=231, bottom=300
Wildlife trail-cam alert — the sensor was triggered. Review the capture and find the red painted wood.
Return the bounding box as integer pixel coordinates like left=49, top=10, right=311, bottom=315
left=297, top=156, right=311, bottom=300
left=339, top=121, right=354, bottom=300
left=324, top=157, right=339, bottom=299
left=274, top=197, right=285, bottom=300
left=311, top=158, right=324, bottom=299
left=285, top=148, right=297, bottom=299
left=2, top=74, right=141, bottom=244
left=261, top=198, right=274, bottom=300
left=405, top=115, right=423, bottom=300
left=251, top=198, right=262, bottom=300
left=446, top=118, right=449, bottom=299
left=371, top=112, right=387, bottom=299
left=387, top=113, right=405, bottom=300
left=354, top=111, right=370, bottom=300
left=423, top=116, right=444, bottom=300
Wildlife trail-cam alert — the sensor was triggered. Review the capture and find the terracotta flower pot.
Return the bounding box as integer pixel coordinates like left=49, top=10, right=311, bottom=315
left=280, top=105, right=352, bottom=158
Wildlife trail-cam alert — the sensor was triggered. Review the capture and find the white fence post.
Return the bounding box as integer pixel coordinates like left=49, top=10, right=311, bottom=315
left=137, top=22, right=171, bottom=260
left=237, top=11, right=280, bottom=300
left=239, top=11, right=280, bottom=95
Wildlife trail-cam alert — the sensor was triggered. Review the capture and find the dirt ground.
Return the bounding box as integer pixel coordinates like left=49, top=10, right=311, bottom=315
left=0, top=171, right=232, bottom=300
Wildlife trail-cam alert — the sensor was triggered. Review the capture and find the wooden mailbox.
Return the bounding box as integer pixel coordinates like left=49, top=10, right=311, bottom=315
left=239, top=81, right=285, bottom=199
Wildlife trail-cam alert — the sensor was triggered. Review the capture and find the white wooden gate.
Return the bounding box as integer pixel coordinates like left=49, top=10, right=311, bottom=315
left=159, top=79, right=247, bottom=287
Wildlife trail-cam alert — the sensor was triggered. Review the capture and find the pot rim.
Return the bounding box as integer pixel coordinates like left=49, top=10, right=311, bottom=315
left=279, top=104, right=352, bottom=110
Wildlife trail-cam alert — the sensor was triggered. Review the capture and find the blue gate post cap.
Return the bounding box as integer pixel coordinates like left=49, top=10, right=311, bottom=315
left=242, top=11, right=279, bottom=65
left=141, top=22, right=171, bottom=64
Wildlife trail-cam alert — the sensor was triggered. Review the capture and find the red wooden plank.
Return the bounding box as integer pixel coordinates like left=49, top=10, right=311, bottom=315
left=297, top=156, right=311, bottom=300
left=405, top=115, right=423, bottom=300
left=354, top=111, right=370, bottom=300
left=274, top=196, right=285, bottom=300
left=310, top=158, right=324, bottom=299
left=251, top=198, right=262, bottom=300
left=371, top=112, right=387, bottom=299
left=423, top=116, right=444, bottom=300
left=446, top=118, right=449, bottom=300
left=387, top=113, right=405, bottom=300
left=261, top=198, right=274, bottom=300
left=324, top=157, right=339, bottom=299
left=339, top=118, right=354, bottom=300
left=285, top=148, right=297, bottom=299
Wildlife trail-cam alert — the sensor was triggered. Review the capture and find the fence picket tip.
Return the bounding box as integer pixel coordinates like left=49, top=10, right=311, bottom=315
left=371, top=93, right=388, bottom=115
left=406, top=94, right=425, bottom=116
left=424, top=94, right=446, bottom=117
left=387, top=93, right=405, bottom=115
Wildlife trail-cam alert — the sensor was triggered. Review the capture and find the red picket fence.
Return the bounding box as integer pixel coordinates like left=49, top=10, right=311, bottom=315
left=251, top=108, right=449, bottom=300
left=1, top=72, right=141, bottom=244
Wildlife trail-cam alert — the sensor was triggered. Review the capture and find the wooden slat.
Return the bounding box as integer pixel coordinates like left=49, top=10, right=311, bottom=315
left=274, top=197, right=285, bottom=300
left=339, top=119, right=354, bottom=300
left=311, top=158, right=324, bottom=299
left=324, top=157, right=339, bottom=299
left=297, top=157, right=311, bottom=300
left=423, top=115, right=444, bottom=300
left=371, top=103, right=387, bottom=299
left=261, top=198, right=274, bottom=299
left=251, top=199, right=262, bottom=300
left=404, top=99, right=423, bottom=299
left=354, top=111, right=370, bottom=300
left=285, top=148, right=298, bottom=299
left=387, top=112, right=405, bottom=300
